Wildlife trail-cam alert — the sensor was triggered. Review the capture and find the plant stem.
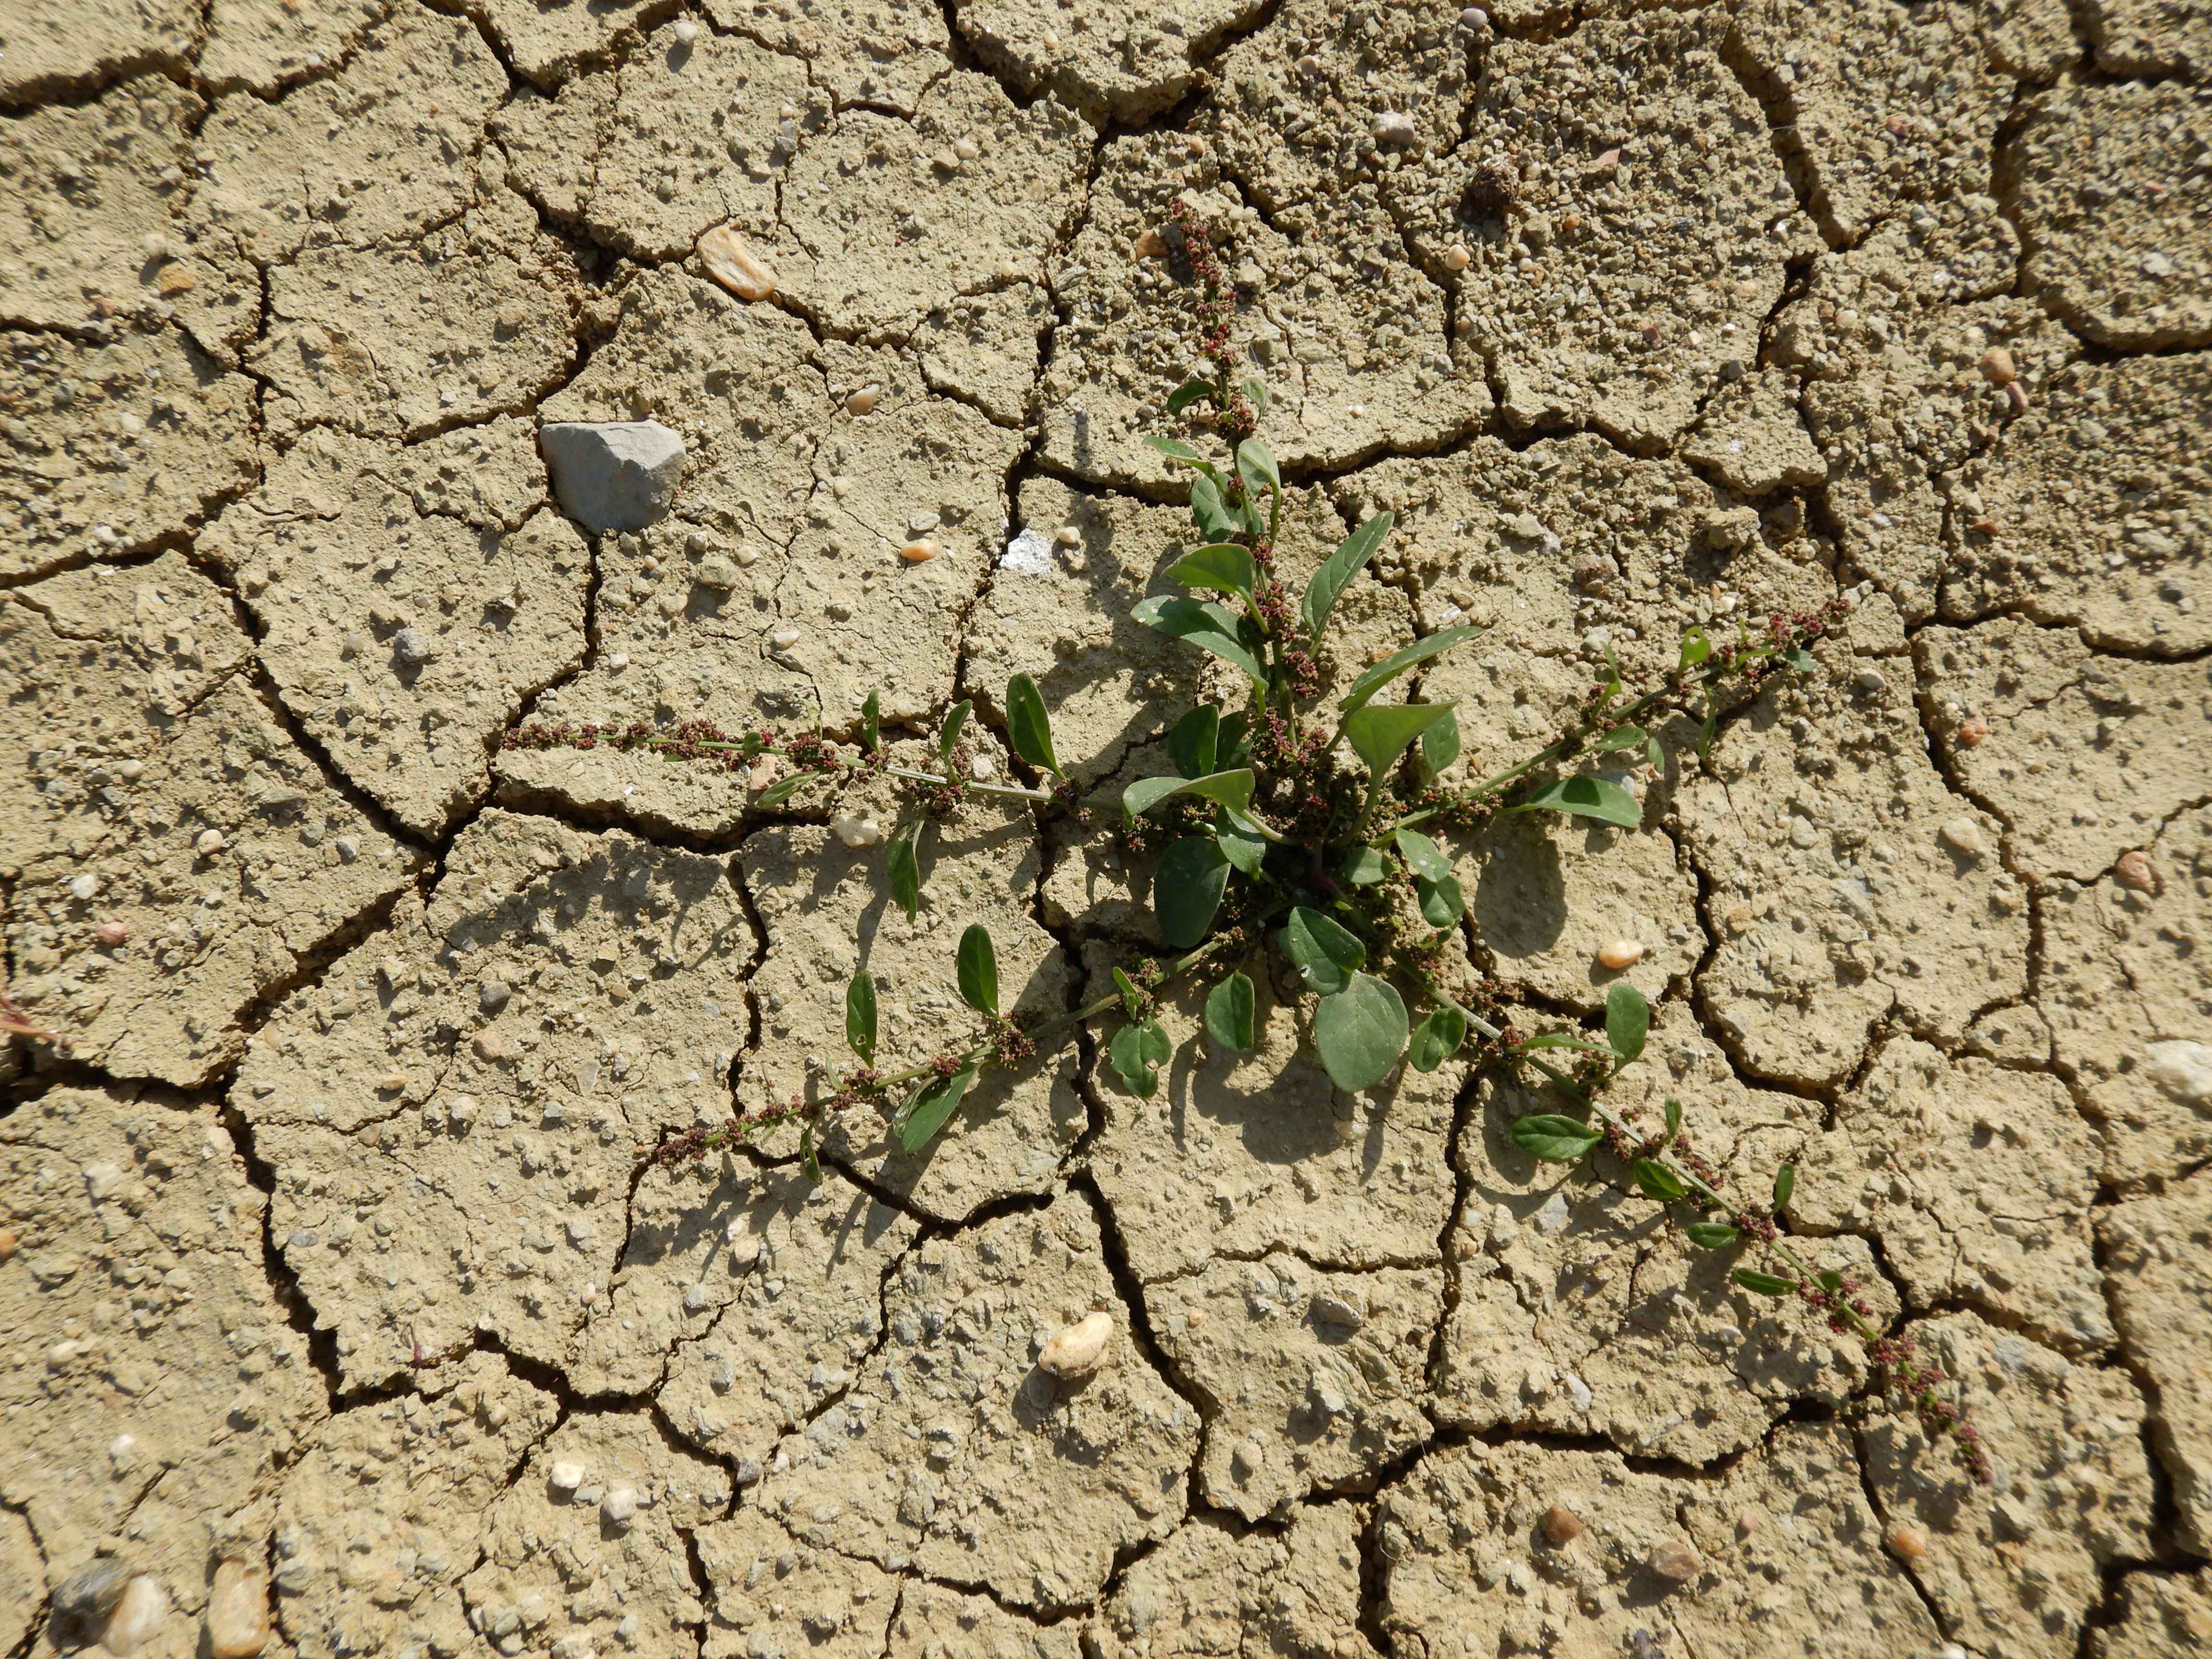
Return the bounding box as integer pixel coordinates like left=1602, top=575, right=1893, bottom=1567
left=881, top=765, right=1056, bottom=803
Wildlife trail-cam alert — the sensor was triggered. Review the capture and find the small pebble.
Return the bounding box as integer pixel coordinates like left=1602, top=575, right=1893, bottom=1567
left=602, top=1486, right=638, bottom=1524
left=1541, top=1503, right=1583, bottom=1545
left=1852, top=666, right=1887, bottom=693
left=1133, top=228, right=1167, bottom=260
left=377, top=1072, right=408, bottom=1092
left=697, top=223, right=776, bottom=301
left=1735, top=1506, right=1763, bottom=1539
left=1372, top=110, right=1419, bottom=147
left=1884, top=1520, right=1929, bottom=1560
left=1938, top=817, right=1986, bottom=859
left=952, top=137, right=979, bottom=162
left=94, top=921, right=132, bottom=947
left=1645, top=1539, right=1700, bottom=1583
left=769, top=627, right=802, bottom=649
left=1054, top=525, right=1083, bottom=546
left=102, top=1575, right=169, bottom=1656
left=844, top=385, right=880, bottom=416
left=479, top=980, right=511, bottom=1015
left=392, top=626, right=436, bottom=666
left=1443, top=243, right=1471, bottom=272
left=1596, top=939, right=1645, bottom=970
left=1977, top=346, right=2017, bottom=386
left=548, top=1460, right=586, bottom=1491
left=695, top=555, right=742, bottom=590
left=899, top=538, right=938, bottom=563
left=53, top=1561, right=132, bottom=1643
left=832, top=814, right=884, bottom=848
left=1037, top=1311, right=1114, bottom=1377
left=969, top=752, right=998, bottom=782
left=2006, top=380, right=2031, bottom=412
left=205, top=1561, right=271, bottom=1659
left=116, top=759, right=144, bottom=780
left=672, top=16, right=698, bottom=44
left=2114, top=849, right=2157, bottom=892
left=0, top=1228, right=17, bottom=1261
left=68, top=873, right=99, bottom=900
left=195, top=830, right=227, bottom=856
left=1956, top=714, right=1989, bottom=747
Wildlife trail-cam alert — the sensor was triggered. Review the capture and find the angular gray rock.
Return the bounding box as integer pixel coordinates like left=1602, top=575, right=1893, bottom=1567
left=539, top=419, right=687, bottom=533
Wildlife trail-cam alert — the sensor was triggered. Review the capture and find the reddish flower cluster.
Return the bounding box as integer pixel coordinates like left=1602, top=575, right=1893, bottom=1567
left=1167, top=198, right=1256, bottom=450
left=1869, top=1334, right=1993, bottom=1482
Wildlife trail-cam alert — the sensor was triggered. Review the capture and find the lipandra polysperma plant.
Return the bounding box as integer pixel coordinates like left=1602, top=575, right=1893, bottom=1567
left=505, top=202, right=1988, bottom=1479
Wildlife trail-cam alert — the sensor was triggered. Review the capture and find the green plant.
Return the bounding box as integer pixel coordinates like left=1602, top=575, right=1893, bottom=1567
left=504, top=204, right=1985, bottom=1480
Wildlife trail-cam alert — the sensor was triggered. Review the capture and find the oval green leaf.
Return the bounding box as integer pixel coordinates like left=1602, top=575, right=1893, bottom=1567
left=1510, top=1114, right=1603, bottom=1162
left=956, top=923, right=998, bottom=1016
left=1340, top=845, right=1388, bottom=886
left=1122, top=768, right=1256, bottom=824
left=1683, top=1222, right=1739, bottom=1250
left=1394, top=827, right=1452, bottom=881
left=1131, top=594, right=1267, bottom=685
left=1632, top=1158, right=1687, bottom=1202
left=1512, top=773, right=1642, bottom=829
left=1420, top=707, right=1461, bottom=781
left=1167, top=543, right=1257, bottom=606
left=1189, top=472, right=1240, bottom=541
left=756, top=774, right=810, bottom=810
left=1216, top=813, right=1268, bottom=877
left=1311, top=971, right=1408, bottom=1092
left=1005, top=673, right=1060, bottom=776
left=1169, top=704, right=1220, bottom=780
left=886, top=831, right=921, bottom=922
left=1772, top=1162, right=1796, bottom=1211
left=1109, top=1017, right=1172, bottom=1098
left=846, top=970, right=877, bottom=1066
left=860, top=688, right=881, bottom=754
left=1341, top=701, right=1456, bottom=776
left=1303, top=511, right=1394, bottom=643
left=1204, top=971, right=1257, bottom=1055
left=1154, top=836, right=1230, bottom=948
left=1732, top=1269, right=1798, bottom=1298
left=900, top=1062, right=980, bottom=1153
left=1407, top=1004, right=1467, bottom=1072
left=1235, top=436, right=1280, bottom=501
left=1605, top=981, right=1649, bottom=1064
left=1415, top=873, right=1464, bottom=929
left=938, top=698, right=971, bottom=761
left=1284, top=906, right=1365, bottom=996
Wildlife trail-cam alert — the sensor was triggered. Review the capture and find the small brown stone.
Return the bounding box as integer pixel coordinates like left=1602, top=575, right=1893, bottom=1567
left=1541, top=1503, right=1583, bottom=1545
left=93, top=921, right=131, bottom=947
left=2115, top=849, right=2158, bottom=893
left=1883, top=1520, right=1929, bottom=1560
left=1133, top=228, right=1167, bottom=259
left=1978, top=346, right=2017, bottom=386
left=1646, top=1539, right=1701, bottom=1582
left=1956, top=714, right=1990, bottom=747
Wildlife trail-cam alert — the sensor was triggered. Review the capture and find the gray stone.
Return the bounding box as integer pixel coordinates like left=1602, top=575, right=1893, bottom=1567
left=539, top=420, right=688, bottom=534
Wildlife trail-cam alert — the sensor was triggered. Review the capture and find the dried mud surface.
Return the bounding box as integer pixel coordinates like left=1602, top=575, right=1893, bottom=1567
left=2, top=3, right=2208, bottom=1657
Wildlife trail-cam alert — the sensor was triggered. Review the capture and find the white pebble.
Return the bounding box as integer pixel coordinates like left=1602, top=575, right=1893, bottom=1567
left=101, top=1576, right=168, bottom=1656
left=1037, top=1311, right=1114, bottom=1377
left=1372, top=111, right=1419, bottom=148
left=195, top=830, right=226, bottom=856
left=1443, top=244, right=1471, bottom=272
left=68, top=873, right=100, bottom=900
left=602, top=1486, right=638, bottom=1524
left=769, top=627, right=802, bottom=649
left=1596, top=939, right=1645, bottom=970
left=832, top=814, right=884, bottom=849
left=672, top=17, right=699, bottom=44
left=1054, top=525, right=1082, bottom=546
left=969, top=752, right=998, bottom=782
left=548, top=1460, right=586, bottom=1491
left=844, top=385, right=881, bottom=416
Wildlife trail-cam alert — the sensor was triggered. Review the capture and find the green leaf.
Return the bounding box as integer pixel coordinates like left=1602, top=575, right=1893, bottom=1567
left=1341, top=845, right=1388, bottom=886
left=1219, top=801, right=1283, bottom=844
left=860, top=690, right=881, bottom=754
left=1679, top=627, right=1713, bottom=672
left=1165, top=378, right=1214, bottom=416
left=1303, top=511, right=1394, bottom=644
left=956, top=924, right=998, bottom=1016
left=1605, top=982, right=1649, bottom=1064
left=1511, top=773, right=1642, bottom=829
left=886, top=831, right=921, bottom=922
left=1122, top=768, right=1257, bottom=824
left=1108, top=1017, right=1172, bottom=1097
left=1594, top=725, right=1649, bottom=754
left=1394, top=828, right=1452, bottom=881
left=1312, top=971, right=1408, bottom=1092
left=1420, top=707, right=1461, bottom=781
left=1242, top=374, right=1271, bottom=416
left=1217, top=711, right=1253, bottom=770
left=1154, top=837, right=1230, bottom=948
left=755, top=774, right=810, bottom=809
left=1342, top=701, right=1456, bottom=776
left=1683, top=1222, right=1738, bottom=1250
left=799, top=1123, right=819, bottom=1182
left=1236, top=437, right=1279, bottom=504
left=1167, top=543, right=1258, bottom=607
left=1005, top=673, right=1060, bottom=777
left=1112, top=966, right=1142, bottom=1021
left=845, top=971, right=877, bottom=1066
left=1663, top=1096, right=1682, bottom=1139
left=1632, top=1158, right=1687, bottom=1202
left=1645, top=734, right=1664, bottom=770
left=1217, top=814, right=1268, bottom=877
left=1339, top=625, right=1480, bottom=714
left=901, top=1062, right=980, bottom=1152
left=1131, top=594, right=1267, bottom=685
left=1733, top=1269, right=1798, bottom=1298
left=1815, top=1269, right=1844, bottom=1293
left=1169, top=704, right=1220, bottom=780
left=1284, top=906, right=1365, bottom=996
left=1772, top=1162, right=1796, bottom=1211
left=1407, top=1004, right=1467, bottom=1072
left=1189, top=473, right=1240, bottom=541
left=1785, top=645, right=1818, bottom=675
left=1415, top=873, right=1464, bottom=929
left=938, top=699, right=971, bottom=762
left=1144, top=433, right=1221, bottom=483
left=1510, top=1114, right=1603, bottom=1162
left=1204, top=971, right=1257, bottom=1054
left=1696, top=709, right=1719, bottom=759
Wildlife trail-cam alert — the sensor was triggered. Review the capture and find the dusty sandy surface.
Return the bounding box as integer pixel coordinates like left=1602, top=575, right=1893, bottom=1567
left=3, top=2, right=2211, bottom=1657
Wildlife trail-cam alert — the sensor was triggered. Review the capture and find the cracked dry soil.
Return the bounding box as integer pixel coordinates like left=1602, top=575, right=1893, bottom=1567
left=2, top=2, right=2211, bottom=1658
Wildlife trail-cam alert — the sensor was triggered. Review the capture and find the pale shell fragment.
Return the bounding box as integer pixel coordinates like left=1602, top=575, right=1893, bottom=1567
left=833, top=813, right=884, bottom=848
left=899, top=538, right=938, bottom=563
left=697, top=223, right=777, bottom=301
left=1596, top=938, right=1645, bottom=970
left=844, top=385, right=881, bottom=416
left=1037, top=1311, right=1114, bottom=1377
left=101, top=1576, right=168, bottom=1656
left=1443, top=243, right=1472, bottom=272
